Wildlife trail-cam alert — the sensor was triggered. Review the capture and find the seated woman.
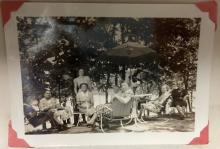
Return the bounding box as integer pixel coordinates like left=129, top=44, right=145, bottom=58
left=86, top=82, right=134, bottom=126
left=74, top=83, right=95, bottom=125
left=169, top=81, right=188, bottom=119
left=139, top=84, right=171, bottom=117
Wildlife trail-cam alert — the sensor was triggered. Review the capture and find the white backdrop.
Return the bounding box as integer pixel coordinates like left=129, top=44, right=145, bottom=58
left=0, top=0, right=219, bottom=148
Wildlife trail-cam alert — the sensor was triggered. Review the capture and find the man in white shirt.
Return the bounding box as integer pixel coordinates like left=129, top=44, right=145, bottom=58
left=39, top=90, right=72, bottom=130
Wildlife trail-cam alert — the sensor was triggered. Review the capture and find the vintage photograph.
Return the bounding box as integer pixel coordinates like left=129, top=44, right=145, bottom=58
left=18, top=16, right=200, bottom=134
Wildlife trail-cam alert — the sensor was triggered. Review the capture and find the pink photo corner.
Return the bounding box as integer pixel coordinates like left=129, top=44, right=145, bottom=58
left=1, top=0, right=217, bottom=147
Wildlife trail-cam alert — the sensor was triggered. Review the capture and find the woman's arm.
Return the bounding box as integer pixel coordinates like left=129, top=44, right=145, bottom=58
left=39, top=100, right=50, bottom=111
left=114, top=94, right=132, bottom=104
left=76, top=92, right=81, bottom=103
left=86, top=76, right=92, bottom=90
left=183, top=93, right=189, bottom=102
left=54, top=98, right=63, bottom=109
left=91, top=94, right=94, bottom=107
left=73, top=79, right=78, bottom=94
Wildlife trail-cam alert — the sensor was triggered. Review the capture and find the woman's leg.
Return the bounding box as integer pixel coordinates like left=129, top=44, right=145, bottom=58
left=176, top=105, right=186, bottom=119
left=138, top=104, right=144, bottom=118
left=73, top=104, right=79, bottom=126
left=42, top=122, right=47, bottom=130
left=87, top=113, right=97, bottom=125
left=82, top=114, right=86, bottom=123
left=53, top=111, right=64, bottom=125
left=74, top=114, right=79, bottom=126
left=47, top=111, right=59, bottom=128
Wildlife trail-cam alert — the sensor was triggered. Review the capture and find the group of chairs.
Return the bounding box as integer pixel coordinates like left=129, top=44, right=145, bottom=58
left=24, top=96, right=167, bottom=133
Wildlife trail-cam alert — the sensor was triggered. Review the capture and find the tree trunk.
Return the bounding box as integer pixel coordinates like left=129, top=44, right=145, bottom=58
left=115, top=73, right=118, bottom=86
left=105, top=71, right=111, bottom=103
left=120, top=24, right=126, bottom=44
left=121, top=65, right=126, bottom=81
left=58, top=77, right=61, bottom=101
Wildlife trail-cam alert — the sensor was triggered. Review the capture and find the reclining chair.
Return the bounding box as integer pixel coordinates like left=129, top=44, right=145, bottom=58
left=98, top=98, right=133, bottom=133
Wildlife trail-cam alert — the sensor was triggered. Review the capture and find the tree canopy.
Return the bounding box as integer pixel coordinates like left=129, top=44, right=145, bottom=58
left=16, top=17, right=201, bottom=102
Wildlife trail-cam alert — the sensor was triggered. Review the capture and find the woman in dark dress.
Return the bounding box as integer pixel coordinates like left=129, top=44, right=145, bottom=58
left=170, top=81, right=188, bottom=119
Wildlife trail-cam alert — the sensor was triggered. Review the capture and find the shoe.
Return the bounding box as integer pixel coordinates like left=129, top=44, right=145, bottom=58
left=65, top=124, right=73, bottom=128
left=87, top=123, right=95, bottom=128
left=87, top=124, right=92, bottom=128
left=82, top=120, right=87, bottom=124
left=179, top=115, right=185, bottom=120
left=41, top=128, right=48, bottom=132
left=57, top=125, right=69, bottom=131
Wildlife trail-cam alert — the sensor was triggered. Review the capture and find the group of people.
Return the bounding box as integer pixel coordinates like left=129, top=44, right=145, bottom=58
left=25, top=68, right=190, bottom=131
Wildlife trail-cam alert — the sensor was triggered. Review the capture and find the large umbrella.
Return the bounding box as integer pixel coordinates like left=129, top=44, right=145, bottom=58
left=101, top=41, right=158, bottom=131
left=102, top=41, right=157, bottom=65
left=99, top=41, right=157, bottom=89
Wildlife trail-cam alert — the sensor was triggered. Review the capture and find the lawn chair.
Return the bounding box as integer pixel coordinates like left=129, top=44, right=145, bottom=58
left=98, top=98, right=133, bottom=133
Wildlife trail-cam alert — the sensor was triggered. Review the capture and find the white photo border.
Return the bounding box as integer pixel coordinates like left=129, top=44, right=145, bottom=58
left=4, top=2, right=215, bottom=147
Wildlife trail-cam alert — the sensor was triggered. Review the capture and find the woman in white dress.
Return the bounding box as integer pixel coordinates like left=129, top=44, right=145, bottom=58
left=74, top=83, right=95, bottom=125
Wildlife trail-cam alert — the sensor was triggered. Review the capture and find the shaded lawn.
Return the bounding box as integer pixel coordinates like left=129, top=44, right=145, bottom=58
left=61, top=113, right=194, bottom=134
left=26, top=113, right=194, bottom=134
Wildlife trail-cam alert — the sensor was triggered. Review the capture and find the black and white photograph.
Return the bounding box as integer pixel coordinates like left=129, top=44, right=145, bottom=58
left=18, top=16, right=200, bottom=134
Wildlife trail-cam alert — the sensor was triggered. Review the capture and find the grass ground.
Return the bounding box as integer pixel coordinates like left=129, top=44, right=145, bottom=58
left=26, top=113, right=194, bottom=134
